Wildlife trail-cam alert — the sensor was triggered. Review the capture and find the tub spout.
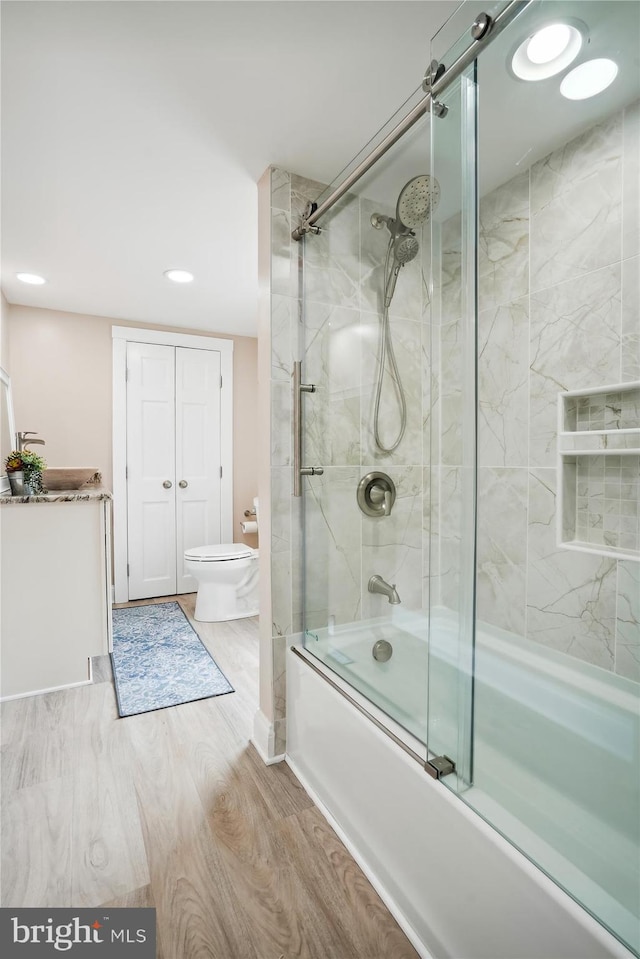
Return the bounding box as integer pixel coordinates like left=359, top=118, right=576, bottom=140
left=368, top=574, right=401, bottom=605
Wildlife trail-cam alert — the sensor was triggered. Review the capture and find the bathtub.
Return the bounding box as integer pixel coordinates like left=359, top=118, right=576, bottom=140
left=286, top=609, right=639, bottom=959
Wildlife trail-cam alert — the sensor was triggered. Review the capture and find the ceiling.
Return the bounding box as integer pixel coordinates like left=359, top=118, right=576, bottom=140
left=350, top=0, right=640, bottom=221
left=1, top=0, right=460, bottom=336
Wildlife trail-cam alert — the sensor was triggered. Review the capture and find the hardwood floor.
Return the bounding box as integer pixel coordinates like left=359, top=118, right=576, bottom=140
left=1, top=595, right=420, bottom=959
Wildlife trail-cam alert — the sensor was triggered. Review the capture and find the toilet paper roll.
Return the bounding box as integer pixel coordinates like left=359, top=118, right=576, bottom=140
left=241, top=520, right=258, bottom=535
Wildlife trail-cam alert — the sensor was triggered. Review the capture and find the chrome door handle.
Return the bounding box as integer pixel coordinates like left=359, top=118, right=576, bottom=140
left=179, top=480, right=188, bottom=488
left=163, top=480, right=172, bottom=489
left=293, top=360, right=320, bottom=497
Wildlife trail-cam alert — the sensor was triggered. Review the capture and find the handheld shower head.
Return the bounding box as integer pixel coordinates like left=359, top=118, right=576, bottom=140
left=372, top=174, right=441, bottom=454
left=384, top=234, right=419, bottom=307
left=393, top=233, right=420, bottom=266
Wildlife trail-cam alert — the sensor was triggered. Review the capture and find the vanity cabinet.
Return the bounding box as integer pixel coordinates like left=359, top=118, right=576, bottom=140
left=0, top=492, right=112, bottom=699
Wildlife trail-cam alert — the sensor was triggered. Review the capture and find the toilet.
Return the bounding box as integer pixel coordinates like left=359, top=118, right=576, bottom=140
left=185, top=497, right=260, bottom=623
left=184, top=543, right=259, bottom=622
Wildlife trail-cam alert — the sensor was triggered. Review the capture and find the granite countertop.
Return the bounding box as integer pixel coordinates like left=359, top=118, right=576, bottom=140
left=0, top=486, right=113, bottom=504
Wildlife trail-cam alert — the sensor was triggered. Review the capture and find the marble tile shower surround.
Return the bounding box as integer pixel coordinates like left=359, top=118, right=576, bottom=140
left=623, top=99, right=640, bottom=260
left=622, top=254, right=640, bottom=382
left=300, top=181, right=430, bottom=576
left=530, top=264, right=622, bottom=467
left=616, top=561, right=640, bottom=681
left=268, top=166, right=433, bottom=718
left=266, top=97, right=640, bottom=762
left=475, top=468, right=528, bottom=636
left=478, top=298, right=529, bottom=468
left=530, top=112, right=623, bottom=292
left=527, top=468, right=618, bottom=671
left=478, top=170, right=529, bottom=313
left=438, top=100, right=640, bottom=681
left=568, top=387, right=640, bottom=431
left=574, top=456, right=640, bottom=553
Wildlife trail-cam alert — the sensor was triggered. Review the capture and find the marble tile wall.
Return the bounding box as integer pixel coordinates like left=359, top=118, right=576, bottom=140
left=300, top=181, right=431, bottom=633
left=271, top=169, right=431, bottom=736
left=574, top=456, right=640, bottom=554
left=269, top=168, right=310, bottom=755
left=462, top=100, right=639, bottom=683
left=267, top=97, right=639, bottom=762
left=268, top=166, right=431, bottom=753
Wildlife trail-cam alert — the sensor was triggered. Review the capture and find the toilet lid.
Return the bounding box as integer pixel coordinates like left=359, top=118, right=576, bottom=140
left=184, top=543, right=254, bottom=562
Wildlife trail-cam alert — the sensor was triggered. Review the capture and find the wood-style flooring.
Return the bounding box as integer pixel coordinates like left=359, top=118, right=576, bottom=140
left=1, top=594, right=420, bottom=959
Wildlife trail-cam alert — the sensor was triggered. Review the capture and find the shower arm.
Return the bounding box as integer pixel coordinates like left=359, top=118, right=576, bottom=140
left=291, top=0, right=531, bottom=240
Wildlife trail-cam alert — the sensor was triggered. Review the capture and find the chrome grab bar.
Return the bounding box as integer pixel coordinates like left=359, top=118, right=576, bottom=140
left=293, top=360, right=323, bottom=497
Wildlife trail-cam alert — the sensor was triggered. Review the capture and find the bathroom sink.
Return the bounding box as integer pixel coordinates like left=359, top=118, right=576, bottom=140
left=42, top=467, right=102, bottom=491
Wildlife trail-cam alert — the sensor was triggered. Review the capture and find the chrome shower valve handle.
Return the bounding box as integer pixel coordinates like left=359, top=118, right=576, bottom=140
left=357, top=471, right=396, bottom=517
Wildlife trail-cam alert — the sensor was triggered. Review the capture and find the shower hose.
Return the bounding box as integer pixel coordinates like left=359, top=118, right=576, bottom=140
left=373, top=237, right=407, bottom=453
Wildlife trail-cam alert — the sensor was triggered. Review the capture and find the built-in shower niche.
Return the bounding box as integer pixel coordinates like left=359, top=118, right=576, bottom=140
left=558, top=382, right=640, bottom=561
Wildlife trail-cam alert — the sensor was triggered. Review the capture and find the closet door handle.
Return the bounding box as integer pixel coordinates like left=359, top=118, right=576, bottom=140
left=179, top=480, right=188, bottom=489
left=163, top=480, right=173, bottom=489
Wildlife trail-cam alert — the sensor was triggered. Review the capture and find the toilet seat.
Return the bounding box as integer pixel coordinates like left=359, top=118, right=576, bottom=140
left=184, top=543, right=254, bottom=563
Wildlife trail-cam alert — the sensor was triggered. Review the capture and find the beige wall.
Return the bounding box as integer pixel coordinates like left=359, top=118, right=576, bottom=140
left=1, top=292, right=9, bottom=373
left=1, top=292, right=13, bottom=471
left=8, top=305, right=259, bottom=549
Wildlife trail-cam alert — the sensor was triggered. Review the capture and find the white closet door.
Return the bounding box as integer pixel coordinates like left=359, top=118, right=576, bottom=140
left=175, top=347, right=222, bottom=593
left=127, top=342, right=177, bottom=599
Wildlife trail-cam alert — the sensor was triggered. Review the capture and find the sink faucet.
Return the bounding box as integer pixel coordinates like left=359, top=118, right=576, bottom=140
left=368, top=574, right=401, bottom=605
left=17, top=431, right=45, bottom=451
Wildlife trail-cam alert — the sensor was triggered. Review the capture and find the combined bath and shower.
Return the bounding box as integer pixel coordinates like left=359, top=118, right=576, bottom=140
left=371, top=174, right=440, bottom=453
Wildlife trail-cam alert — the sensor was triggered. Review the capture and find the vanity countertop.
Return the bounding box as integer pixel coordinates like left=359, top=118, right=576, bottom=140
left=0, top=486, right=113, bottom=504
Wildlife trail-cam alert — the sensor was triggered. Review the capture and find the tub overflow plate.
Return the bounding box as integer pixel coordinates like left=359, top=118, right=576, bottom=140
left=372, top=640, right=393, bottom=663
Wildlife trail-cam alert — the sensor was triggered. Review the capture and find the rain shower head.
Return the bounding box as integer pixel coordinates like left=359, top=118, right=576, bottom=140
left=396, top=174, right=440, bottom=229
left=371, top=174, right=441, bottom=238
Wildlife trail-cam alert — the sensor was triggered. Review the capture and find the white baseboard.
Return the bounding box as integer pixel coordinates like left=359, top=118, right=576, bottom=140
left=286, top=754, right=434, bottom=959
left=251, top=708, right=285, bottom=765
left=0, top=677, right=93, bottom=703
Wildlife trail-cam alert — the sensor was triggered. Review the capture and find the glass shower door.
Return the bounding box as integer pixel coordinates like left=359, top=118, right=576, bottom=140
left=429, top=2, right=640, bottom=953
left=427, top=62, right=478, bottom=790
left=298, top=108, right=433, bottom=754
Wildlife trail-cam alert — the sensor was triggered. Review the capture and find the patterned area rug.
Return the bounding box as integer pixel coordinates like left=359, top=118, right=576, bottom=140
left=111, top=601, right=234, bottom=717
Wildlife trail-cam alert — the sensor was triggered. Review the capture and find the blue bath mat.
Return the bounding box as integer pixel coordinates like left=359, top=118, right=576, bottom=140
left=110, top=601, right=234, bottom=717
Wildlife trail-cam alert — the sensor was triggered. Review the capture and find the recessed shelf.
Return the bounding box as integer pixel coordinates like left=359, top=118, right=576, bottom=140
left=560, top=449, right=640, bottom=456
left=559, top=428, right=640, bottom=455
left=557, top=382, right=640, bottom=561
left=560, top=539, right=640, bottom=563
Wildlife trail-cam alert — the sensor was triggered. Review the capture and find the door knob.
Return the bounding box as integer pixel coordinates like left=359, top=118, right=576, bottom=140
left=179, top=480, right=188, bottom=488
left=163, top=480, right=173, bottom=489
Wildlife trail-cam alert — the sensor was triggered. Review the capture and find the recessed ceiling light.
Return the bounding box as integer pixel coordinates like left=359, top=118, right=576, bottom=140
left=511, top=22, right=583, bottom=81
left=164, top=269, right=194, bottom=283
left=527, top=24, right=572, bottom=64
left=16, top=272, right=46, bottom=285
left=560, top=58, right=619, bottom=100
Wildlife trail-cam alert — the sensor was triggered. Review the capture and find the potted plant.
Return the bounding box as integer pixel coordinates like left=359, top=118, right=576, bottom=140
left=4, top=449, right=47, bottom=496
